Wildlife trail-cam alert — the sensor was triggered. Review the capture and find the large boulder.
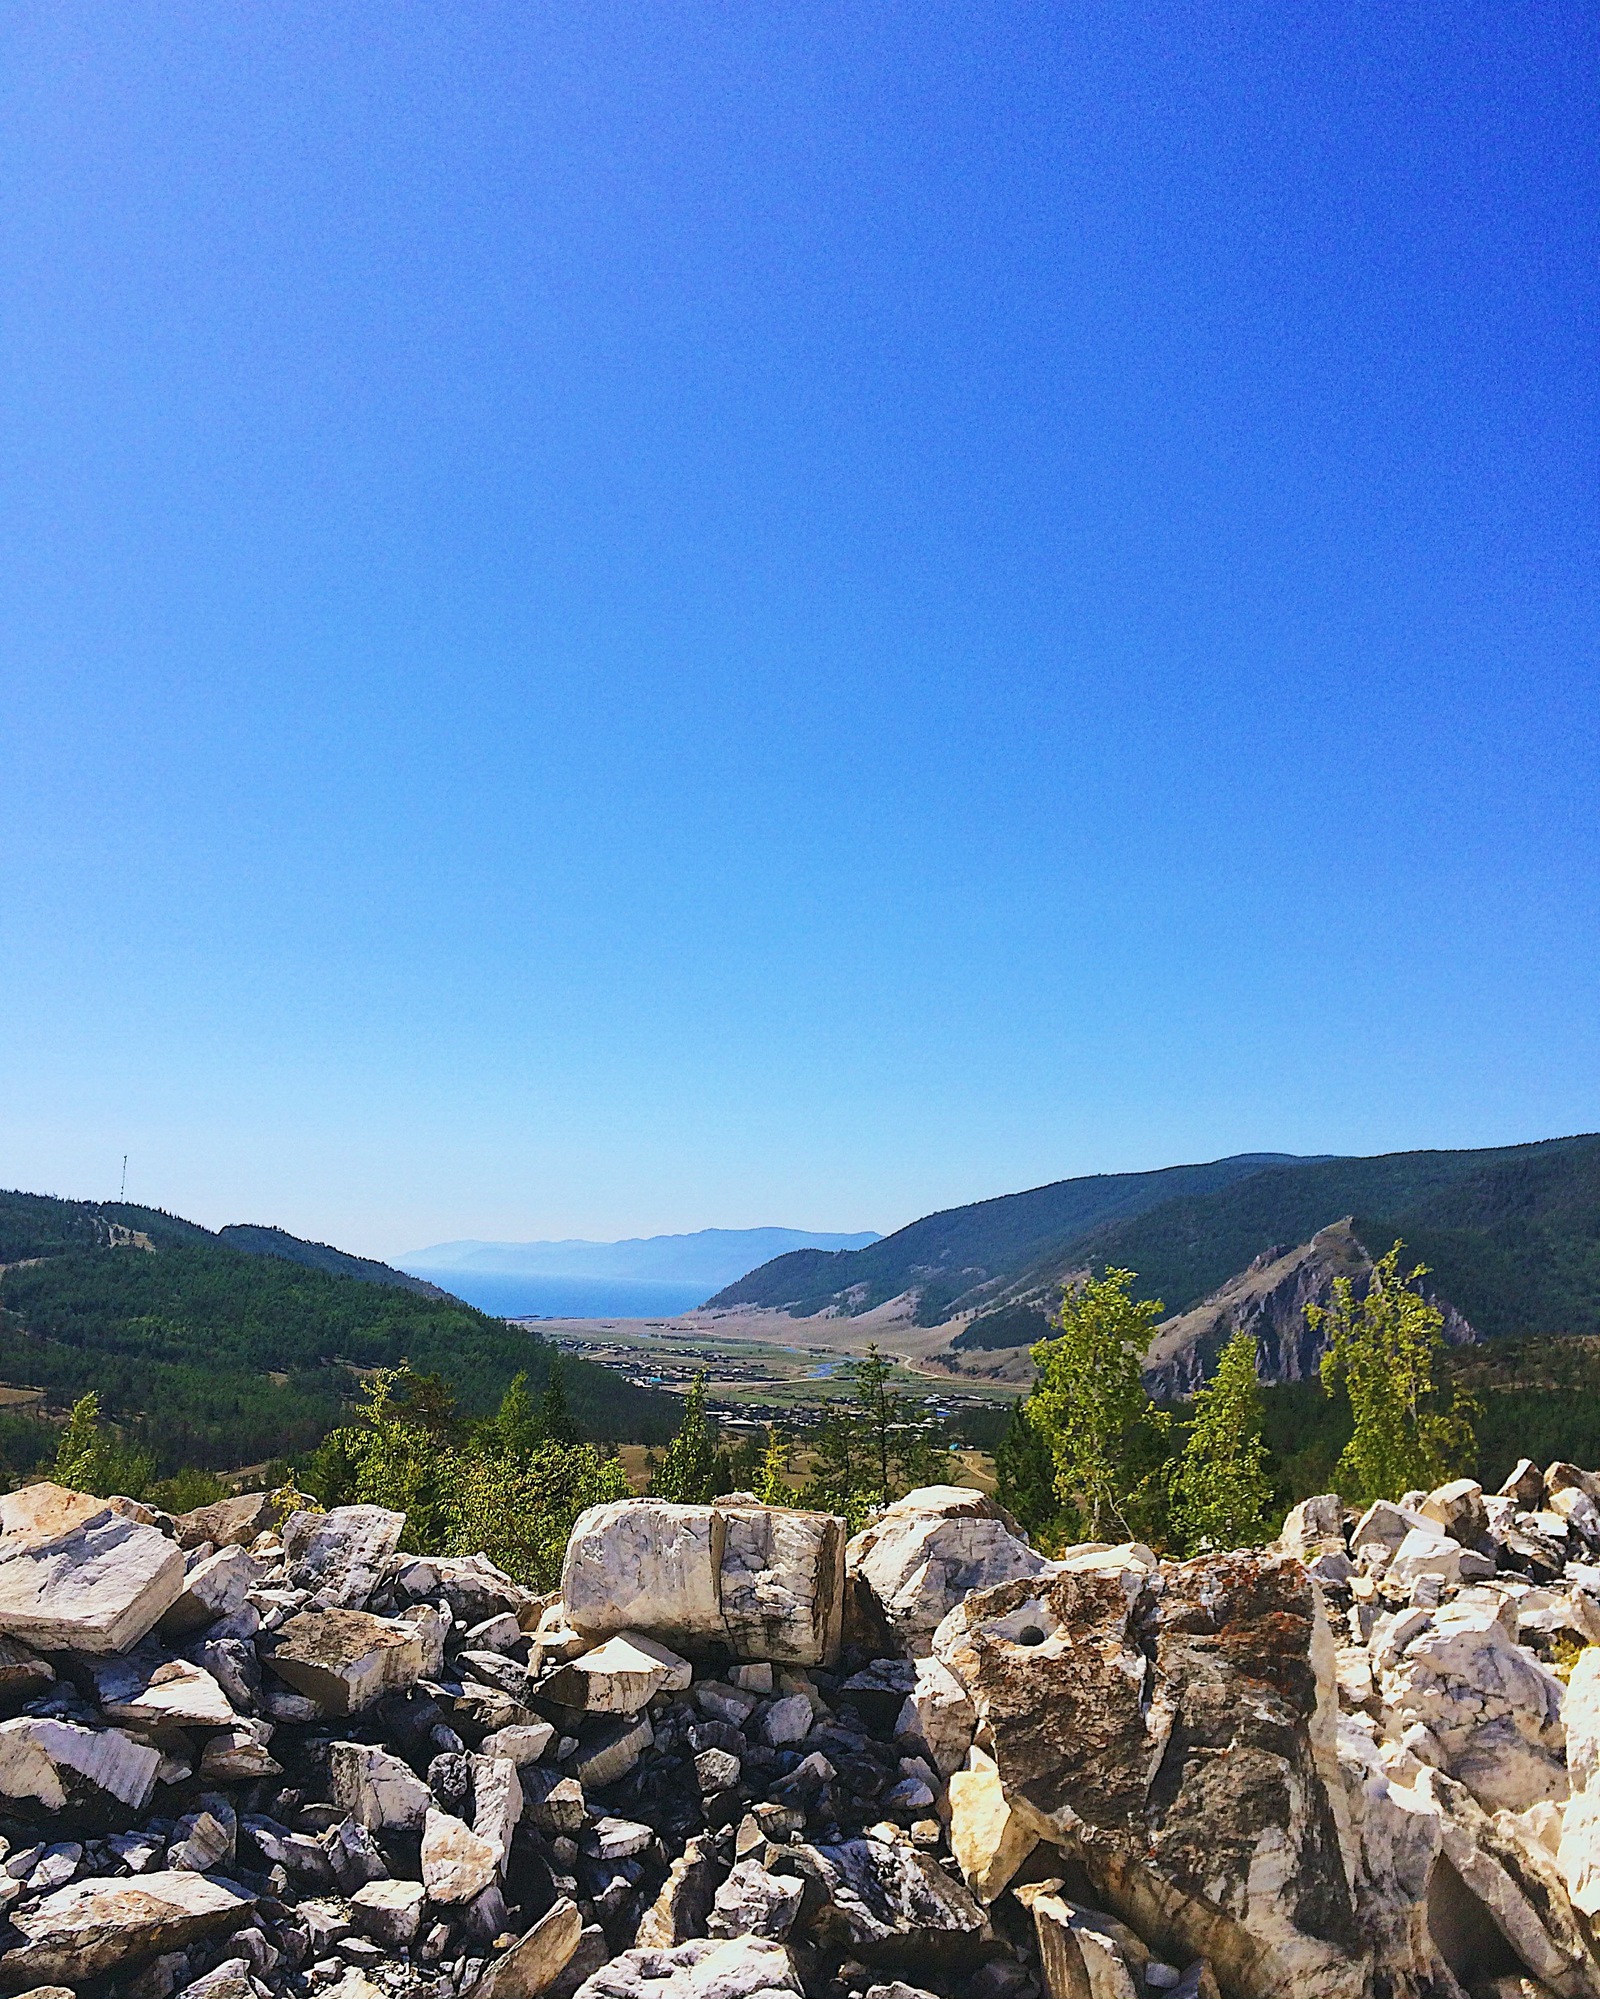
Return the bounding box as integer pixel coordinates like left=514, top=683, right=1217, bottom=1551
left=0, top=1487, right=184, bottom=1654
left=173, top=1491, right=274, bottom=1550
left=846, top=1488, right=1046, bottom=1657
left=561, top=1500, right=845, bottom=1666
left=260, top=1605, right=441, bottom=1715
left=933, top=1551, right=1364, bottom=1999
left=771, top=1835, right=991, bottom=1970
left=0, top=1869, right=251, bottom=1988
left=281, top=1505, right=405, bottom=1610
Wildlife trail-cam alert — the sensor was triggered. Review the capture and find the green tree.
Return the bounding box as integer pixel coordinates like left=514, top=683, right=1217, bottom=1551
left=301, top=1365, right=460, bottom=1550
left=1312, top=1240, right=1479, bottom=1503
left=755, top=1424, right=796, bottom=1506
left=1169, top=1328, right=1274, bottom=1552
left=801, top=1348, right=950, bottom=1525
left=53, top=1391, right=155, bottom=1500
left=536, top=1358, right=580, bottom=1445
left=446, top=1439, right=629, bottom=1589
left=491, top=1372, right=542, bottom=1458
left=651, top=1374, right=721, bottom=1503
left=994, top=1399, right=1059, bottom=1546
left=802, top=1399, right=871, bottom=1527
left=1027, top=1268, right=1170, bottom=1540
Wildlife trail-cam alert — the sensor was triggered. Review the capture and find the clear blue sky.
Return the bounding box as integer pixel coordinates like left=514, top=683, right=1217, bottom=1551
left=2, top=3, right=1595, bottom=1260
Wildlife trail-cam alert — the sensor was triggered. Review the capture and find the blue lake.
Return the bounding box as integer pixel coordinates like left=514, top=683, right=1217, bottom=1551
left=404, top=1270, right=711, bottom=1320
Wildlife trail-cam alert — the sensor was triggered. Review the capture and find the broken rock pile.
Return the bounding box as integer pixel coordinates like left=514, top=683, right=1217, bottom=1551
left=0, top=1472, right=1597, bottom=1999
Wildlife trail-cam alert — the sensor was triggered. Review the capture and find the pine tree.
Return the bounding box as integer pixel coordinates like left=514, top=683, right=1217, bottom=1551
left=651, top=1374, right=721, bottom=1503
left=536, top=1357, right=580, bottom=1445
left=53, top=1391, right=155, bottom=1500
left=1169, top=1328, right=1274, bottom=1552
left=1027, top=1267, right=1170, bottom=1540
left=1312, top=1240, right=1479, bottom=1503
left=994, top=1399, right=1058, bottom=1545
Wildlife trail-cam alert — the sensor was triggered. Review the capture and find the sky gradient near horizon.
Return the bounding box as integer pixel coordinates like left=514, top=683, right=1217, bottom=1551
left=2, top=4, right=1596, bottom=1259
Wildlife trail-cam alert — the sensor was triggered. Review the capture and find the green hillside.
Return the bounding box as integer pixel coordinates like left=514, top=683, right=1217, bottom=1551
left=708, top=1152, right=1310, bottom=1321
left=0, top=1191, right=681, bottom=1476
left=216, top=1223, right=453, bottom=1299
left=1053, top=1134, right=1600, bottom=1332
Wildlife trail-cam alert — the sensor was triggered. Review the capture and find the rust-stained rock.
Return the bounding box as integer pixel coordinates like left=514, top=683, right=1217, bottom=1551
left=0, top=1869, right=251, bottom=1987
left=935, top=1552, right=1364, bottom=1999
left=260, top=1605, right=437, bottom=1715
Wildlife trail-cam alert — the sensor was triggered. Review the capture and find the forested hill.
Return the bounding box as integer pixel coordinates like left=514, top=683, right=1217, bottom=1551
left=707, top=1153, right=1311, bottom=1321
left=0, top=1190, right=680, bottom=1474
left=713, top=1135, right=1600, bottom=1340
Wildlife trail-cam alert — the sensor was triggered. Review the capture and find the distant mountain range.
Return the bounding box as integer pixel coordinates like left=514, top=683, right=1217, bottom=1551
left=711, top=1136, right=1600, bottom=1357
left=399, top=1228, right=881, bottom=1316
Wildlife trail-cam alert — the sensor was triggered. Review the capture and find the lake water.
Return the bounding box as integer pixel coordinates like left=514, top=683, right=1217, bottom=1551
left=405, top=1270, right=711, bottom=1320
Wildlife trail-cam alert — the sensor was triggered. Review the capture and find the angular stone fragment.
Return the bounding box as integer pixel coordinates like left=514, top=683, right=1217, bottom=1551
left=1419, top=1478, right=1489, bottom=1548
left=636, top=1839, right=726, bottom=1948
left=762, top=1694, right=813, bottom=1747
left=1030, top=1893, right=1142, bottom=1999
left=1379, top=1597, right=1568, bottom=1813
left=571, top=1934, right=802, bottom=1999
left=481, top=1719, right=556, bottom=1765
left=280, top=1505, right=405, bottom=1610
left=0, top=1869, right=251, bottom=1987
left=93, top=1655, right=238, bottom=1730
left=350, top=1877, right=426, bottom=1948
left=422, top=1806, right=501, bottom=1903
left=174, top=1492, right=274, bottom=1550
left=893, top=1656, right=975, bottom=1779
left=935, top=1552, right=1361, bottom=1999
left=706, top=1860, right=805, bottom=1941
left=1501, top=1460, right=1546, bottom=1510
left=848, top=1488, right=1047, bottom=1656
left=473, top=1753, right=524, bottom=1866
left=260, top=1605, right=434, bottom=1715
left=0, top=1716, right=159, bottom=1818
left=467, top=1896, right=583, bottom=1998
left=1349, top=1500, right=1430, bottom=1564
left=569, top=1715, right=653, bottom=1790
left=1559, top=1647, right=1600, bottom=1915
left=0, top=1490, right=185, bottom=1654
left=947, top=1749, right=1035, bottom=1902
left=1388, top=1528, right=1494, bottom=1590
left=198, top=1719, right=280, bottom=1782
left=774, top=1835, right=990, bottom=1968
left=0, top=1637, right=54, bottom=1712
left=543, top=1633, right=692, bottom=1713
left=523, top=1768, right=586, bottom=1834
left=1276, top=1492, right=1346, bottom=1558
left=159, top=1546, right=260, bottom=1637
left=330, top=1739, right=433, bottom=1830
left=717, top=1501, right=844, bottom=1666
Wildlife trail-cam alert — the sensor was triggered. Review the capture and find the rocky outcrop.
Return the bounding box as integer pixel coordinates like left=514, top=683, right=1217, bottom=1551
left=0, top=1474, right=1599, bottom=1999
left=1142, top=1221, right=1477, bottom=1399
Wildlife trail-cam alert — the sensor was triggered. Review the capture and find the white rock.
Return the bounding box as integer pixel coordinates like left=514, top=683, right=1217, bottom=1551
left=198, top=1719, right=281, bottom=1782
left=561, top=1499, right=844, bottom=1666
left=1559, top=1647, right=1600, bottom=1914
left=422, top=1806, right=501, bottom=1903
left=0, top=1488, right=185, bottom=1654
left=330, top=1740, right=433, bottom=1831
left=706, top=1859, right=806, bottom=1940
left=0, top=1716, right=159, bottom=1815
left=544, top=1632, right=692, bottom=1713
left=481, top=1721, right=556, bottom=1766
left=848, top=1488, right=1047, bottom=1655
left=159, top=1545, right=261, bottom=1637
left=1379, top=1598, right=1568, bottom=1812
left=1387, top=1528, right=1494, bottom=1589
left=280, top=1504, right=405, bottom=1610
left=572, top=1933, right=803, bottom=1999
left=261, top=1605, right=436, bottom=1715
left=473, top=1752, right=524, bottom=1867
left=94, top=1656, right=239, bottom=1730
left=350, top=1876, right=426, bottom=1948
left=2, top=1869, right=251, bottom=1985
left=1276, top=1492, right=1345, bottom=1559
left=1419, top=1478, right=1489, bottom=1547
left=1350, top=1500, right=1430, bottom=1563
left=893, top=1656, right=975, bottom=1778
left=762, top=1694, right=814, bottom=1747
left=569, top=1715, right=653, bottom=1790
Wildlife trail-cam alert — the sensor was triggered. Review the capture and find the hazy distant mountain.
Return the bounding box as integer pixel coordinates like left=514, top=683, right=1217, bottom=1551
left=399, top=1227, right=881, bottom=1290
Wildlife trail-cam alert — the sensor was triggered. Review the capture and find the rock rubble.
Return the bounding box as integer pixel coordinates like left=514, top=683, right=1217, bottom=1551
left=0, top=1469, right=1598, bottom=1999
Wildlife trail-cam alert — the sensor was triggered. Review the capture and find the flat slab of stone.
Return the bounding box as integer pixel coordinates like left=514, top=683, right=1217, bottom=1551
left=0, top=1494, right=184, bottom=1655
left=543, top=1633, right=693, bottom=1714
left=0, top=1717, right=159, bottom=1818
left=260, top=1606, right=431, bottom=1715
left=0, top=1869, right=251, bottom=1987
left=91, top=1654, right=239, bottom=1730
left=466, top=1896, right=583, bottom=1998
left=571, top=1934, right=803, bottom=1999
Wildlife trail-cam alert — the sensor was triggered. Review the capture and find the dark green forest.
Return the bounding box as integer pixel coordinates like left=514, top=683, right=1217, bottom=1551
left=0, top=1191, right=681, bottom=1478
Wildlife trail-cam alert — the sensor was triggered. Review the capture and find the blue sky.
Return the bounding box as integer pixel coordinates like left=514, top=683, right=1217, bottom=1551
left=2, top=3, right=1595, bottom=1259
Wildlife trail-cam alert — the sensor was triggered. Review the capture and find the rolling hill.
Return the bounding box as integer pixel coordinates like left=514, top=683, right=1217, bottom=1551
left=716, top=1136, right=1600, bottom=1352
left=0, top=1190, right=682, bottom=1477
